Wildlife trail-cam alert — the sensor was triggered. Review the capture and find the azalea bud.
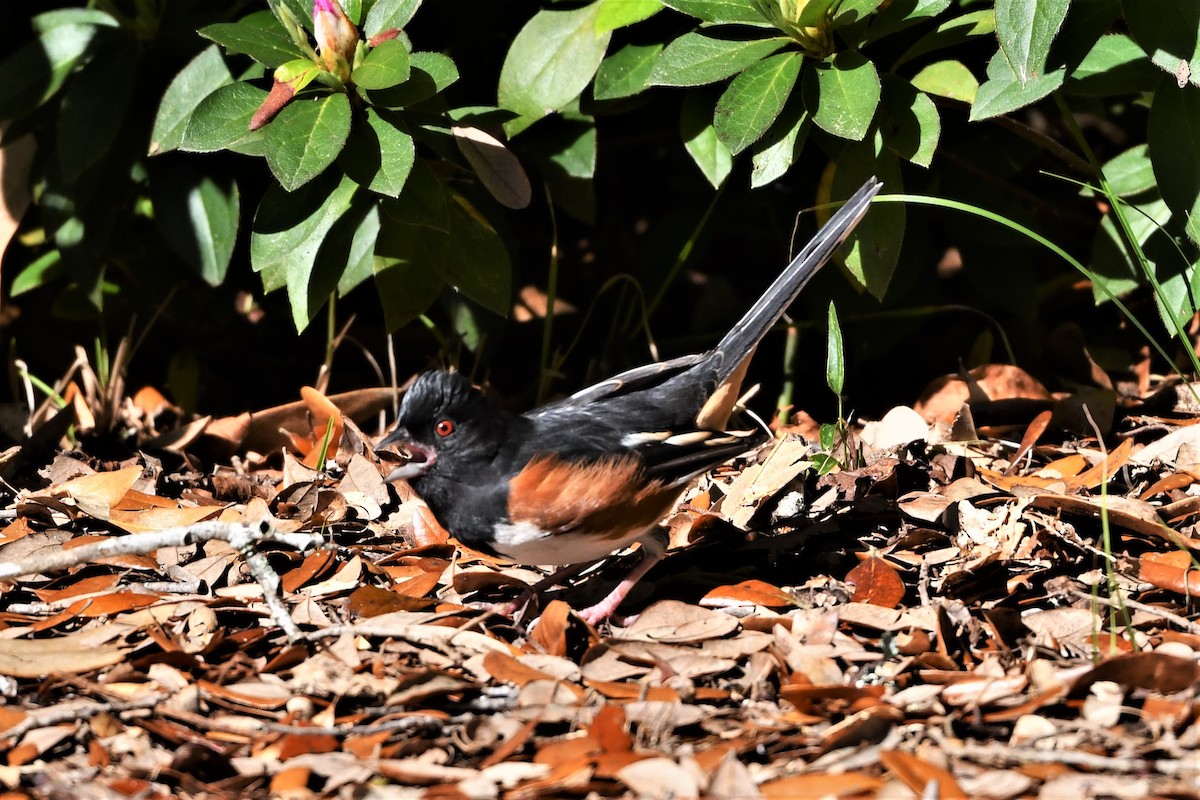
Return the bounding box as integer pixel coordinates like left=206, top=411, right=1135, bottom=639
left=250, top=59, right=320, bottom=130
left=313, top=0, right=358, bottom=80
left=367, top=28, right=401, bottom=48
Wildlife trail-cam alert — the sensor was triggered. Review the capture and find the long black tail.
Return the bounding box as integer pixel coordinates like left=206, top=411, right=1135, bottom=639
left=703, top=176, right=881, bottom=389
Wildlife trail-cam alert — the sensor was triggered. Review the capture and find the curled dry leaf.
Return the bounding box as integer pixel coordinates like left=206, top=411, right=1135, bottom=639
left=1138, top=550, right=1200, bottom=596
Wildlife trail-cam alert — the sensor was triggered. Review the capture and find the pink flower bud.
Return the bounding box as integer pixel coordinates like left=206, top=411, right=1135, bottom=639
left=249, top=60, right=320, bottom=130
left=313, top=0, right=358, bottom=80
left=367, top=28, right=400, bottom=48
left=250, top=79, right=296, bottom=131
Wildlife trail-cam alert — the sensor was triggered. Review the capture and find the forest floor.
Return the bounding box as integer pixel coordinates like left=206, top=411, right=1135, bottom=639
left=0, top=363, right=1198, bottom=799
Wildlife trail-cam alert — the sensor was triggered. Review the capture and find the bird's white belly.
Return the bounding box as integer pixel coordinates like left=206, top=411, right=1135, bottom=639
left=492, top=520, right=650, bottom=565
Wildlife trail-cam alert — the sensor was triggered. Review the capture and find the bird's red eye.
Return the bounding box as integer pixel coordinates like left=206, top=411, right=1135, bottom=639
left=434, top=419, right=455, bottom=437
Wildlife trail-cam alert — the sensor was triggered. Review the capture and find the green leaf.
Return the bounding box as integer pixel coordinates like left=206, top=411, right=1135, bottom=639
left=251, top=173, right=357, bottom=304
left=750, top=104, right=809, bottom=188
left=150, top=163, right=240, bottom=285
left=595, top=42, right=662, bottom=100
left=353, top=39, right=411, bottom=89
left=681, top=91, right=732, bottom=188
left=367, top=52, right=459, bottom=107
left=373, top=219, right=446, bottom=330
left=715, top=51, right=803, bottom=155
left=0, top=22, right=104, bottom=120
left=151, top=46, right=234, bottom=156
left=1124, top=0, right=1200, bottom=89
left=910, top=59, right=978, bottom=103
left=661, top=0, right=768, bottom=24
left=264, top=93, right=353, bottom=191
left=57, top=37, right=137, bottom=182
left=433, top=200, right=512, bottom=315
left=879, top=76, right=940, bottom=167
left=522, top=117, right=598, bottom=222
left=1090, top=195, right=1170, bottom=303
left=380, top=157, right=449, bottom=230
left=11, top=251, right=63, bottom=297
left=826, top=301, right=844, bottom=396
left=1067, top=34, right=1159, bottom=96
left=833, top=140, right=904, bottom=299
left=200, top=11, right=305, bottom=69
left=895, top=9, right=995, bottom=68
left=806, top=52, right=881, bottom=141
left=271, top=0, right=316, bottom=33
left=1102, top=144, right=1155, bottom=198
left=1149, top=79, right=1200, bottom=244
left=497, top=3, right=613, bottom=135
left=294, top=202, right=379, bottom=327
left=995, top=0, right=1070, bottom=85
left=969, top=48, right=1065, bottom=121
left=819, top=423, right=836, bottom=450
left=32, top=8, right=119, bottom=32
left=865, top=0, right=951, bottom=44
left=342, top=108, right=415, bottom=197
left=179, top=81, right=269, bottom=154
left=364, top=0, right=423, bottom=37
left=650, top=33, right=788, bottom=87
left=596, top=0, right=662, bottom=32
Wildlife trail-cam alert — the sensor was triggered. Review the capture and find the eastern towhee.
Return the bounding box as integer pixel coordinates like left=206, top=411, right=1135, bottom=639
left=379, top=178, right=881, bottom=624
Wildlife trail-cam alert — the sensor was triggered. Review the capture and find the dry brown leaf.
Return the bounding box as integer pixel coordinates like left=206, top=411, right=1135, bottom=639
left=722, top=434, right=812, bottom=529
left=108, top=504, right=222, bottom=534
left=1066, top=437, right=1134, bottom=490
left=1138, top=551, right=1200, bottom=596
left=1029, top=492, right=1186, bottom=544
left=0, top=632, right=131, bottom=678
left=199, top=679, right=292, bottom=709
left=529, top=599, right=570, bottom=656
left=53, top=466, right=142, bottom=520
left=846, top=556, right=905, bottom=608
left=347, top=584, right=434, bottom=616
left=482, top=652, right=556, bottom=687
left=616, top=757, right=700, bottom=799
left=880, top=749, right=966, bottom=799
left=1071, top=651, right=1200, bottom=695
left=411, top=503, right=451, bottom=546
left=619, top=600, right=740, bottom=643
left=761, top=772, right=883, bottom=798
left=1004, top=409, right=1053, bottom=475
left=700, top=579, right=796, bottom=609
left=299, top=386, right=345, bottom=468
left=916, top=364, right=1052, bottom=424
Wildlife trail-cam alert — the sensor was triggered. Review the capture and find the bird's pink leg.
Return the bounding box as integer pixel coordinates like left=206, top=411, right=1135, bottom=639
left=577, top=534, right=667, bottom=626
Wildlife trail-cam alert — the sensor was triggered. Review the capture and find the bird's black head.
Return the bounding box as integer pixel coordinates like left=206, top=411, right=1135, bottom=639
left=379, top=371, right=513, bottom=485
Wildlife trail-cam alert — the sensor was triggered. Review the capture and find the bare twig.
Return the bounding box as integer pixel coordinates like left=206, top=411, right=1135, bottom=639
left=953, top=740, right=1199, bottom=776
left=0, top=693, right=166, bottom=742
left=159, top=705, right=450, bottom=737
left=0, top=520, right=325, bottom=582
left=1069, top=589, right=1200, bottom=634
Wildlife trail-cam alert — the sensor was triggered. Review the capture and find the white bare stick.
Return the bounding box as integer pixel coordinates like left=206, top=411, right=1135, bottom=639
left=0, top=520, right=325, bottom=582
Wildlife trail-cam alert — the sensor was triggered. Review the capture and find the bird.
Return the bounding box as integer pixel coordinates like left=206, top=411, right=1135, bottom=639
left=378, top=177, right=882, bottom=624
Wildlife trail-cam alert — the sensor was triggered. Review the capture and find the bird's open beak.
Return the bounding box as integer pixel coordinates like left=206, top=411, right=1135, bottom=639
left=378, top=431, right=437, bottom=482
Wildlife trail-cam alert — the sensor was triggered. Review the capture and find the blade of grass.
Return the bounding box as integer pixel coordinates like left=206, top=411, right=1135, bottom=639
left=870, top=193, right=1181, bottom=385
left=1052, top=92, right=1200, bottom=387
